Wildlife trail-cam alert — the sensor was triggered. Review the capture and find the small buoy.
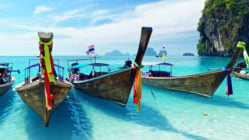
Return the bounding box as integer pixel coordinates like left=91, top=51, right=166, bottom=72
left=203, top=113, right=208, bottom=116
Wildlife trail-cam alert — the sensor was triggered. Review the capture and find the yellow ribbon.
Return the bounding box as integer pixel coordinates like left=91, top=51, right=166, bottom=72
left=237, top=41, right=249, bottom=68
left=39, top=38, right=55, bottom=82
left=132, top=62, right=142, bottom=112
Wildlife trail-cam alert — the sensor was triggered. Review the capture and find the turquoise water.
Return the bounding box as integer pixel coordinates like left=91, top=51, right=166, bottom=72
left=0, top=56, right=249, bottom=140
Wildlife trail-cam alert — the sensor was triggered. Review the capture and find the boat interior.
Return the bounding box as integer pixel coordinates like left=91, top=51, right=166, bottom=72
left=24, top=59, right=65, bottom=85
left=68, top=62, right=110, bottom=82
left=67, top=59, right=132, bottom=82
left=142, top=62, right=173, bottom=77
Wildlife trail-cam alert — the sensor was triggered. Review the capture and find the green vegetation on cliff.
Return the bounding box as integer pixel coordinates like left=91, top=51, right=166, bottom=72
left=197, top=0, right=249, bottom=56
left=197, top=39, right=206, bottom=55
left=203, top=0, right=248, bottom=18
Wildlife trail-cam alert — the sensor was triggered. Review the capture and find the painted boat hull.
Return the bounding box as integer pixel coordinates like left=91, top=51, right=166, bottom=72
left=0, top=76, right=15, bottom=96
left=73, top=68, right=134, bottom=106
left=68, top=27, right=153, bottom=106
left=143, top=70, right=227, bottom=97
left=14, top=80, right=72, bottom=126
left=143, top=47, right=243, bottom=97
left=233, top=71, right=249, bottom=80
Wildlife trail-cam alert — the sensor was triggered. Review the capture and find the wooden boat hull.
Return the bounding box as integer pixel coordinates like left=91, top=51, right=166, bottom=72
left=73, top=68, right=134, bottom=106
left=69, top=27, right=152, bottom=106
left=14, top=80, right=72, bottom=126
left=0, top=76, right=15, bottom=96
left=143, top=46, right=243, bottom=97
left=143, top=70, right=227, bottom=97
left=233, top=71, right=249, bottom=80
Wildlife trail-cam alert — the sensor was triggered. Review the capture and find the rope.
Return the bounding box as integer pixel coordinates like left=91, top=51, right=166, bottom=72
left=150, top=90, right=185, bottom=137
left=70, top=88, right=90, bottom=140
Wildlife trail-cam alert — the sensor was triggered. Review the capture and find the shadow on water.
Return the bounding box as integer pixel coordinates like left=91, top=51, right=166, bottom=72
left=0, top=90, right=15, bottom=125
left=76, top=90, right=207, bottom=140
left=24, top=92, right=93, bottom=140
left=148, top=85, right=249, bottom=110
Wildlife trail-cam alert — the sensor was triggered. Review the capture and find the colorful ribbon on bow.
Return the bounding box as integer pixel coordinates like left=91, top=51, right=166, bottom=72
left=237, top=41, right=249, bottom=68
left=39, top=37, right=55, bottom=110
left=132, top=62, right=142, bottom=112
left=223, top=67, right=233, bottom=96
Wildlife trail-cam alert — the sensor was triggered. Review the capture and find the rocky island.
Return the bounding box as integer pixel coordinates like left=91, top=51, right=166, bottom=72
left=145, top=48, right=157, bottom=56
left=183, top=53, right=194, bottom=56
left=197, top=0, right=249, bottom=56
left=104, top=50, right=130, bottom=56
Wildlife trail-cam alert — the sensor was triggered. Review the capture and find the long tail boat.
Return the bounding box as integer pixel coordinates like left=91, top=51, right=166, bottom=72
left=14, top=32, right=72, bottom=126
left=233, top=70, right=249, bottom=80
left=142, top=42, right=243, bottom=97
left=0, top=63, right=19, bottom=96
left=233, top=42, right=249, bottom=80
left=67, top=27, right=152, bottom=106
left=233, top=61, right=249, bottom=80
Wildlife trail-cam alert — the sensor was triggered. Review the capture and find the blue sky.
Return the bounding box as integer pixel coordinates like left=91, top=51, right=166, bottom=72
left=0, top=0, right=205, bottom=56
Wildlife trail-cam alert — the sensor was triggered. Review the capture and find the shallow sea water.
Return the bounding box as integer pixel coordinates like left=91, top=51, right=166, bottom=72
left=0, top=56, right=248, bottom=140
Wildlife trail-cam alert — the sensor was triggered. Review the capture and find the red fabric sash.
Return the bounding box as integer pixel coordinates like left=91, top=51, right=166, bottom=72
left=132, top=64, right=142, bottom=112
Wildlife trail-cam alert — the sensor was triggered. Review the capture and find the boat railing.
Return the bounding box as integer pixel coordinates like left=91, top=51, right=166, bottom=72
left=54, top=64, right=65, bottom=80
left=24, top=63, right=40, bottom=84
left=0, top=62, right=13, bottom=71
left=24, top=59, right=65, bottom=84
left=0, top=62, right=19, bottom=80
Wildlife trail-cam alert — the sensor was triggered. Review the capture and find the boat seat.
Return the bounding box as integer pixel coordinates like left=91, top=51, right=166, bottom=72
left=79, top=73, right=89, bottom=80
left=38, top=32, right=53, bottom=42
left=152, top=71, right=171, bottom=77
left=31, top=75, right=40, bottom=82
left=94, top=72, right=107, bottom=77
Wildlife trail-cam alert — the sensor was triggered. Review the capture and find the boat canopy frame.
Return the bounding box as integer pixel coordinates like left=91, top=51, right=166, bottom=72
left=67, top=58, right=111, bottom=74
left=144, top=62, right=173, bottom=76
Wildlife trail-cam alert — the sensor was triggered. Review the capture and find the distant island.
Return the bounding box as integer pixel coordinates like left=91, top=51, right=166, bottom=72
left=104, top=48, right=158, bottom=57
left=144, top=48, right=157, bottom=56
left=104, top=50, right=130, bottom=56
left=183, top=53, right=194, bottom=56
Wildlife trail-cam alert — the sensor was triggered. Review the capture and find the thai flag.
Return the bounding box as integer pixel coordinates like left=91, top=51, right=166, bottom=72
left=88, top=45, right=95, bottom=54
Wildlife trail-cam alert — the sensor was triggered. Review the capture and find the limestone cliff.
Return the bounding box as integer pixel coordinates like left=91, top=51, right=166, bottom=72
left=197, top=0, right=249, bottom=56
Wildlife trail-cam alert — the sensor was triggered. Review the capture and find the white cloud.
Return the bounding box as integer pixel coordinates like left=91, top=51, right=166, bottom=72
left=52, top=9, right=87, bottom=23
left=92, top=9, right=109, bottom=17
left=90, top=9, right=110, bottom=24
left=34, top=5, right=52, bottom=15
left=2, top=0, right=205, bottom=55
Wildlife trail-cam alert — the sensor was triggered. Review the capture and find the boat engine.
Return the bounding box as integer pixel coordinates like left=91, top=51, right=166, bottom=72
left=124, top=59, right=132, bottom=67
